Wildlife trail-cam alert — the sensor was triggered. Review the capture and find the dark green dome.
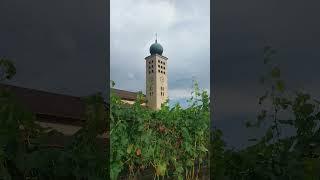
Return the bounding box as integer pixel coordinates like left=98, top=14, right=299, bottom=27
left=149, top=40, right=163, bottom=55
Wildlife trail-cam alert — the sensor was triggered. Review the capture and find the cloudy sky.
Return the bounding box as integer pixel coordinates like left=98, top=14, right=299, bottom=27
left=0, top=0, right=107, bottom=97
left=213, top=0, right=320, bottom=148
left=110, top=0, right=210, bottom=106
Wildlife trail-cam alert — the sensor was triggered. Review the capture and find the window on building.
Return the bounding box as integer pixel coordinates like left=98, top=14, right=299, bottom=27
left=164, top=72, right=166, bottom=74
left=158, top=65, right=160, bottom=68
left=149, top=71, right=151, bottom=74
left=164, top=67, right=165, bottom=70
left=158, top=70, right=160, bottom=73
left=152, top=70, right=154, bottom=73
left=152, top=65, right=153, bottom=68
left=163, top=62, right=165, bottom=65
left=158, top=60, right=160, bottom=63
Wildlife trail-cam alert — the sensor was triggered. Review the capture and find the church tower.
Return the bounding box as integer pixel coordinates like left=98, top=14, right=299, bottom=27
left=145, top=36, right=168, bottom=110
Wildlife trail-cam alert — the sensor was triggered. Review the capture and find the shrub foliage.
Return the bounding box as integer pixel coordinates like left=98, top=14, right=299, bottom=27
left=110, top=81, right=210, bottom=180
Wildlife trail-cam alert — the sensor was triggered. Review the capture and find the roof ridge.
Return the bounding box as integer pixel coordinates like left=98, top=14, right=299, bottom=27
left=0, top=83, right=83, bottom=99
left=111, top=88, right=145, bottom=94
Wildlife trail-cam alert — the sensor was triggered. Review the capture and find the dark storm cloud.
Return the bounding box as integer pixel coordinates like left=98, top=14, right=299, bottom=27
left=0, top=0, right=107, bottom=96
left=213, top=0, right=320, bottom=147
left=215, top=0, right=320, bottom=87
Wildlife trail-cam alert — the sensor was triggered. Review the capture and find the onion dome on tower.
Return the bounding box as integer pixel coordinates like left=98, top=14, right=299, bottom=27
left=149, top=34, right=163, bottom=55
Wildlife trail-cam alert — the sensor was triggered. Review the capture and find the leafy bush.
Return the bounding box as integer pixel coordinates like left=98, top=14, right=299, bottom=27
left=110, top=81, right=210, bottom=180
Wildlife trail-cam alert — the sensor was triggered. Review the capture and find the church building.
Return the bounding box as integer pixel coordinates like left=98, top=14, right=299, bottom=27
left=113, top=37, right=169, bottom=110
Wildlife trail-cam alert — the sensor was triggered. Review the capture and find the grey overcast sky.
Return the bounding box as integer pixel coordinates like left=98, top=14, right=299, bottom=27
left=214, top=0, right=320, bottom=148
left=110, top=0, right=210, bottom=106
left=0, top=0, right=107, bottom=97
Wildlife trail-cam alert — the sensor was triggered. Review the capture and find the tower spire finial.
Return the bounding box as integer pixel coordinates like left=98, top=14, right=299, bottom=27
left=155, top=33, right=157, bottom=43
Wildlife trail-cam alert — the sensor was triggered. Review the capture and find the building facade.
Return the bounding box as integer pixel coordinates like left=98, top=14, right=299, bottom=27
left=111, top=88, right=146, bottom=106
